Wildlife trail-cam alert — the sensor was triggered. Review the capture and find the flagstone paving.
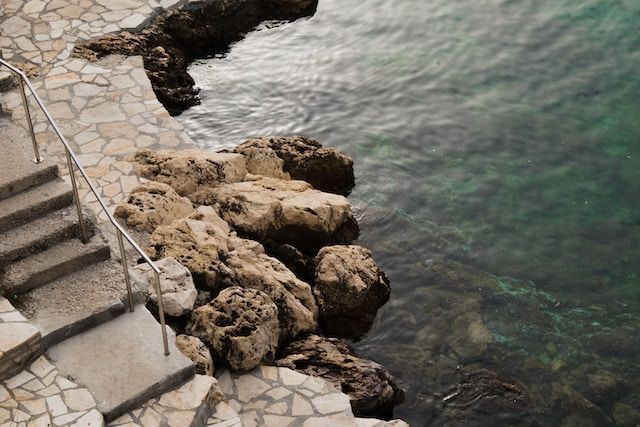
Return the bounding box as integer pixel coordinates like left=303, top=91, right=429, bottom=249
left=0, top=296, right=42, bottom=383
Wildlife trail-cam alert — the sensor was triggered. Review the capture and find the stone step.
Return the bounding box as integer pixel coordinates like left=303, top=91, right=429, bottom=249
left=46, top=305, right=195, bottom=422
left=14, top=258, right=148, bottom=350
left=0, top=236, right=111, bottom=297
left=0, top=178, right=74, bottom=233
left=0, top=121, right=59, bottom=201
left=0, top=205, right=92, bottom=267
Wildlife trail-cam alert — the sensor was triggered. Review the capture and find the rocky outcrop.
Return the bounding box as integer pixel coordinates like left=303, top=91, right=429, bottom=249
left=74, top=0, right=318, bottom=114
left=114, top=181, right=195, bottom=233
left=147, top=207, right=318, bottom=342
left=276, top=334, right=404, bottom=418
left=187, top=287, right=279, bottom=371
left=233, top=136, right=355, bottom=195
left=134, top=257, right=198, bottom=317
left=190, top=175, right=359, bottom=253
left=130, top=149, right=247, bottom=196
left=175, top=334, right=214, bottom=376
left=313, top=245, right=390, bottom=339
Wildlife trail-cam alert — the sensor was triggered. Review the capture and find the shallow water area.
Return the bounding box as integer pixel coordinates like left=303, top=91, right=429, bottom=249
left=176, top=0, right=640, bottom=424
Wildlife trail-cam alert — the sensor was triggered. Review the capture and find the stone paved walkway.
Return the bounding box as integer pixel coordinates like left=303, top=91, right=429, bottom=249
left=0, top=296, right=41, bottom=383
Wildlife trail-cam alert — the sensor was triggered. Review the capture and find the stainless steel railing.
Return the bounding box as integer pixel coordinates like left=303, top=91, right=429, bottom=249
left=0, top=58, right=170, bottom=355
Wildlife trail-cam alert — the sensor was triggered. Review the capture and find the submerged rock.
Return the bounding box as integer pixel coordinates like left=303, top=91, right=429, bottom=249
left=175, top=334, right=214, bottom=376
left=190, top=175, right=359, bottom=253
left=133, top=256, right=197, bottom=317
left=233, top=136, right=355, bottom=195
left=114, top=181, right=195, bottom=233
left=276, top=334, right=404, bottom=418
left=187, top=287, right=279, bottom=371
left=313, top=245, right=390, bottom=339
left=440, top=368, right=534, bottom=425
left=130, top=149, right=247, bottom=196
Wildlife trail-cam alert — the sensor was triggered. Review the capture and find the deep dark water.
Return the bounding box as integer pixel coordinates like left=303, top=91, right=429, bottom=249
left=176, top=0, right=640, bottom=424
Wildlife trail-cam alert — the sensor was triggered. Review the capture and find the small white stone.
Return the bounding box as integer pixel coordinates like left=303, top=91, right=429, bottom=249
left=311, top=393, right=352, bottom=415
left=266, top=401, right=288, bottom=415
left=292, top=393, right=314, bottom=416
left=5, top=370, right=36, bottom=389
left=29, top=356, right=55, bottom=378
left=75, top=408, right=103, bottom=426
left=23, top=0, right=46, bottom=14
left=63, top=388, right=96, bottom=411
left=264, top=415, right=294, bottom=426
left=278, top=368, right=308, bottom=386
left=22, top=397, right=46, bottom=415
left=265, top=387, right=292, bottom=401
left=234, top=375, right=271, bottom=403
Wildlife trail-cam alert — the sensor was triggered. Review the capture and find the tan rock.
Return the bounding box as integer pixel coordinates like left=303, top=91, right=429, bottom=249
left=130, top=149, right=247, bottom=196
left=187, top=287, right=279, bottom=371
left=114, top=181, right=195, bottom=233
left=314, top=245, right=390, bottom=339
left=175, top=335, right=213, bottom=376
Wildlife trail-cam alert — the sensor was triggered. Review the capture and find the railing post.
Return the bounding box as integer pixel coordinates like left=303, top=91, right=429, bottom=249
left=117, top=231, right=135, bottom=313
left=18, top=78, right=42, bottom=164
left=65, top=151, right=90, bottom=243
left=153, top=271, right=170, bottom=356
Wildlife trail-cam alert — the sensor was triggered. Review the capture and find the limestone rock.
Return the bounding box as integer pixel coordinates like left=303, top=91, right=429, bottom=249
left=314, top=245, right=390, bottom=339
left=146, top=206, right=232, bottom=290
left=276, top=334, right=404, bottom=418
left=223, top=245, right=318, bottom=343
left=133, top=257, right=197, bottom=317
left=190, top=175, right=358, bottom=253
left=187, top=287, right=279, bottom=371
left=114, top=181, right=195, bottom=233
left=175, top=334, right=214, bottom=376
left=233, top=136, right=354, bottom=195
left=130, top=149, right=247, bottom=196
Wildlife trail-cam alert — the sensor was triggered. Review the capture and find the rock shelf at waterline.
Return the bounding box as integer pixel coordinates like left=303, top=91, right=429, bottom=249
left=115, top=136, right=405, bottom=418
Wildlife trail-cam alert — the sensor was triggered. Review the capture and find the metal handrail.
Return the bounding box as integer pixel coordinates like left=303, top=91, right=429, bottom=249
left=0, top=58, right=170, bottom=355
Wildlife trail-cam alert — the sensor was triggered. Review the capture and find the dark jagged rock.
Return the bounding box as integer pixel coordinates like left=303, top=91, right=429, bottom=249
left=233, top=136, right=355, bottom=195
left=276, top=334, right=404, bottom=419
left=74, top=0, right=318, bottom=115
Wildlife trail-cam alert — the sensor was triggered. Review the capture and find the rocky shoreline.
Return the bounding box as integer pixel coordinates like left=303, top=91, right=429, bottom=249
left=73, top=0, right=319, bottom=115
left=115, top=137, right=405, bottom=419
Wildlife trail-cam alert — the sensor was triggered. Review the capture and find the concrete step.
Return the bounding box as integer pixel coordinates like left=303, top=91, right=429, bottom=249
left=0, top=205, right=93, bottom=267
left=46, top=304, right=195, bottom=422
left=0, top=121, right=59, bottom=201
left=0, top=178, right=74, bottom=233
left=0, top=236, right=111, bottom=297
left=14, top=258, right=148, bottom=349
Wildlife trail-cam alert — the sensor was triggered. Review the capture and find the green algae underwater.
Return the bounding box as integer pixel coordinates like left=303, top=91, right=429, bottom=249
left=178, top=0, right=640, bottom=424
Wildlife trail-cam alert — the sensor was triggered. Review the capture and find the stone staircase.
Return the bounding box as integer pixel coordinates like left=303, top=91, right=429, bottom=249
left=0, top=120, right=196, bottom=423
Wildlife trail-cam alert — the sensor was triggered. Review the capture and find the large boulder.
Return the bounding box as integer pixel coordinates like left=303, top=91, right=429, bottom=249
left=233, top=136, right=354, bottom=195
left=223, top=244, right=318, bottom=343
left=133, top=257, right=197, bottom=317
left=276, top=334, right=404, bottom=418
left=146, top=207, right=233, bottom=290
left=314, top=245, right=390, bottom=339
left=187, top=287, right=279, bottom=371
left=190, top=175, right=358, bottom=253
left=114, top=181, right=195, bottom=233
left=130, top=149, right=247, bottom=196
left=175, top=334, right=214, bottom=376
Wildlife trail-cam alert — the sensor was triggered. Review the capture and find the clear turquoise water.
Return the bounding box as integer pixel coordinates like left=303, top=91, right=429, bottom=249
left=177, top=0, right=640, bottom=424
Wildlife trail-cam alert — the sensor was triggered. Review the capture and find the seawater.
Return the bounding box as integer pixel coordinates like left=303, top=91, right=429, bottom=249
left=176, top=0, right=640, bottom=424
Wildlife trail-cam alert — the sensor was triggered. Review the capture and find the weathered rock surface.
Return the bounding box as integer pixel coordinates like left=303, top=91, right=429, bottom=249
left=223, top=244, right=318, bottom=343
left=134, top=256, right=197, bottom=317
left=233, top=136, right=355, bottom=195
left=130, top=149, right=247, bottom=196
left=276, top=334, right=404, bottom=418
left=147, top=207, right=318, bottom=342
left=612, top=402, right=640, bottom=427
left=175, top=334, right=214, bottom=376
left=114, top=181, right=195, bottom=233
left=314, top=245, right=390, bottom=339
left=146, top=206, right=233, bottom=290
left=187, top=287, right=279, bottom=371
left=190, top=175, right=359, bottom=253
